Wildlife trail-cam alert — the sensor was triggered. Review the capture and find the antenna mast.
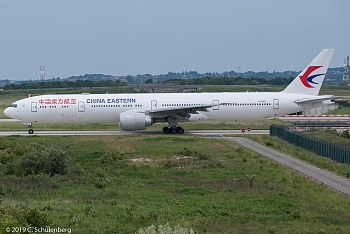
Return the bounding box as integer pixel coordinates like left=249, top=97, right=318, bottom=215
left=40, top=66, right=45, bottom=82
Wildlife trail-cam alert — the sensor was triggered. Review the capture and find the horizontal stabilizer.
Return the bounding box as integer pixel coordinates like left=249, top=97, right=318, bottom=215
left=294, top=95, right=334, bottom=104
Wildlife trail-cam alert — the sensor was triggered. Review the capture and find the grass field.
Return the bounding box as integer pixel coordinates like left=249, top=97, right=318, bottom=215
left=319, top=85, right=350, bottom=97
left=328, top=102, right=350, bottom=115
left=1, top=134, right=350, bottom=233
left=246, top=134, right=350, bottom=179
left=303, top=129, right=350, bottom=148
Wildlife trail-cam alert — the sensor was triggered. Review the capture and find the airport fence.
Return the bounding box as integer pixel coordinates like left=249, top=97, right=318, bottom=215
left=270, top=124, right=350, bottom=165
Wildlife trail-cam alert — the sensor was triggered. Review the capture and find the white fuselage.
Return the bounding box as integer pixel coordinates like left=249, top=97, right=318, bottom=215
left=5, top=92, right=321, bottom=123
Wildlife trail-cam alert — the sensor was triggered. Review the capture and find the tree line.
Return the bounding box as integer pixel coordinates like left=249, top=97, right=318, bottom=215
left=3, top=75, right=302, bottom=90
left=150, top=76, right=295, bottom=86
left=3, top=79, right=127, bottom=90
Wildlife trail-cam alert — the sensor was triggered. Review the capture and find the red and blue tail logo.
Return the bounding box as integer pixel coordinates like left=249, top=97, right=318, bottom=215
left=299, top=66, right=324, bottom=88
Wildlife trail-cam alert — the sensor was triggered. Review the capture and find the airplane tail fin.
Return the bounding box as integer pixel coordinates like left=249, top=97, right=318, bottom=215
left=281, top=49, right=334, bottom=95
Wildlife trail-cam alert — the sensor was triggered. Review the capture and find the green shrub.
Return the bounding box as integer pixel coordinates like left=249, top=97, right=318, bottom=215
left=196, top=153, right=210, bottom=161
left=98, top=151, right=125, bottom=164
left=246, top=174, right=256, bottom=187
left=162, top=159, right=179, bottom=169
left=0, top=185, right=3, bottom=207
left=25, top=208, right=52, bottom=227
left=0, top=137, right=11, bottom=150
left=175, top=147, right=193, bottom=156
left=83, top=205, right=95, bottom=217
left=0, top=140, right=70, bottom=177
left=12, top=143, right=41, bottom=157
left=91, top=168, right=114, bottom=189
left=0, top=215, right=21, bottom=234
left=0, top=150, right=14, bottom=164
left=14, top=148, right=70, bottom=177
left=70, top=163, right=84, bottom=176
left=341, top=130, right=350, bottom=138
left=0, top=206, right=52, bottom=230
left=0, top=139, right=42, bottom=158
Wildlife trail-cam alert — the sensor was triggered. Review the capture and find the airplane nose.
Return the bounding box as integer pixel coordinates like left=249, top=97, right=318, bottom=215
left=4, top=107, right=12, bottom=118
left=4, top=107, right=9, bottom=116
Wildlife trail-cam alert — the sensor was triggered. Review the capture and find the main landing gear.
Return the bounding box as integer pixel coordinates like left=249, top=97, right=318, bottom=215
left=162, top=116, right=184, bottom=134
left=163, top=126, right=184, bottom=134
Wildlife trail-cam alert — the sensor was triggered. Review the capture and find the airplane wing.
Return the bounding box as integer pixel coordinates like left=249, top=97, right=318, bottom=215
left=146, top=103, right=219, bottom=118
left=294, top=95, right=334, bottom=104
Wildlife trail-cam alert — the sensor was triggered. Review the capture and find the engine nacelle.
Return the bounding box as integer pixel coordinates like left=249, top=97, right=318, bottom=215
left=119, top=111, right=152, bottom=131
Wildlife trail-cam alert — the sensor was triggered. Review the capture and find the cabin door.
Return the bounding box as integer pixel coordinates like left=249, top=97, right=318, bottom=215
left=212, top=100, right=219, bottom=110
left=273, top=99, right=279, bottom=109
left=151, top=100, right=157, bottom=110
left=78, top=101, right=85, bottom=112
left=31, top=102, right=37, bottom=112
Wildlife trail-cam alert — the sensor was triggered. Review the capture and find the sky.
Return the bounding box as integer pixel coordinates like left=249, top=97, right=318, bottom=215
left=0, top=0, right=349, bottom=80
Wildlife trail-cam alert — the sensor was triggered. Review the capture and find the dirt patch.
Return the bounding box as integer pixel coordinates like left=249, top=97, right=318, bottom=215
left=172, top=155, right=197, bottom=160
left=129, top=158, right=152, bottom=162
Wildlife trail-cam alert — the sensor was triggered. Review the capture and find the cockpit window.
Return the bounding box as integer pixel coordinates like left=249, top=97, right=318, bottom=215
left=9, top=104, right=17, bottom=108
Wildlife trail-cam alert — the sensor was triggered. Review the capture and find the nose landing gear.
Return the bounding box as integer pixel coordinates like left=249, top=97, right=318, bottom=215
left=27, top=122, right=34, bottom=134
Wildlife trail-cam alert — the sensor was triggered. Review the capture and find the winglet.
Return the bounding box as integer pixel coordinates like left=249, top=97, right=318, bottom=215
left=281, top=49, right=334, bottom=95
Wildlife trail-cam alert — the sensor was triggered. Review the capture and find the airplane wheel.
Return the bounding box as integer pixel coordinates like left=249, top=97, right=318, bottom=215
left=176, top=127, right=184, bottom=134
left=28, top=129, right=34, bottom=134
left=163, top=127, right=170, bottom=134
left=170, top=127, right=177, bottom=134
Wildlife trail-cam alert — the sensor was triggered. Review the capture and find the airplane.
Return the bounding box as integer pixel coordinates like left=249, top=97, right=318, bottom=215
left=4, top=49, right=334, bottom=135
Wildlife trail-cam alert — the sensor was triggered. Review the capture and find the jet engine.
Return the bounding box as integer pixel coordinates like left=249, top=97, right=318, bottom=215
left=119, top=111, right=153, bottom=131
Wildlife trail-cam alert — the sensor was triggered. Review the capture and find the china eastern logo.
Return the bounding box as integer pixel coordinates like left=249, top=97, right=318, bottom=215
left=299, top=66, right=324, bottom=88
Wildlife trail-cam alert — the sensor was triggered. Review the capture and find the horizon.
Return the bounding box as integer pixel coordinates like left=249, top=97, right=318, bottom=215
left=1, top=66, right=344, bottom=83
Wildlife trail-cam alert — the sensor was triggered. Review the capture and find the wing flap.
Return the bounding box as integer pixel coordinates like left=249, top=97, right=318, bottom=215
left=147, top=104, right=219, bottom=118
